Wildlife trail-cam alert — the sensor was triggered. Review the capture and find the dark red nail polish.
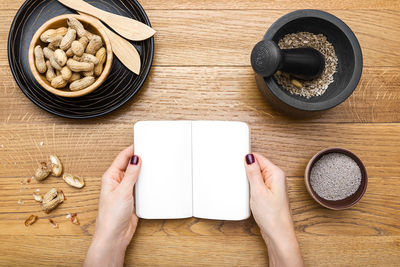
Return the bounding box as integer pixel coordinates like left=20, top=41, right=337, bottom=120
left=246, top=154, right=255, bottom=165
left=130, top=155, right=139, bottom=165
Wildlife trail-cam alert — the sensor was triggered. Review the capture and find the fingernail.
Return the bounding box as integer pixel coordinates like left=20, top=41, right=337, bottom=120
left=246, top=154, right=255, bottom=165
left=130, top=155, right=139, bottom=165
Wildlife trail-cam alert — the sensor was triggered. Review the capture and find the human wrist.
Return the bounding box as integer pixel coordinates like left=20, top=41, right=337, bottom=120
left=85, top=235, right=127, bottom=267
left=92, top=231, right=129, bottom=252
left=261, top=226, right=303, bottom=267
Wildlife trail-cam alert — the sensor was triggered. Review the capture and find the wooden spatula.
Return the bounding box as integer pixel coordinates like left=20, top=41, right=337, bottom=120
left=58, top=0, right=155, bottom=41
left=79, top=12, right=141, bottom=74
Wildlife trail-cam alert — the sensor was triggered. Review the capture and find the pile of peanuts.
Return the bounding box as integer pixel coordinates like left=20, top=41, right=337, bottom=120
left=34, top=17, right=107, bottom=91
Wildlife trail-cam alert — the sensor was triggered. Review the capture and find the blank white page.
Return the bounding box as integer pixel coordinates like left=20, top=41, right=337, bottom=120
left=134, top=121, right=193, bottom=219
left=192, top=121, right=250, bottom=220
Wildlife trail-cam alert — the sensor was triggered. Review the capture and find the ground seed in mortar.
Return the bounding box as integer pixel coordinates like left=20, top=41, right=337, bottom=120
left=275, top=32, right=338, bottom=98
left=310, top=153, right=361, bottom=201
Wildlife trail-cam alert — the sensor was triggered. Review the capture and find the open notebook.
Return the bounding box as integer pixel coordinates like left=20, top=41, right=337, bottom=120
left=134, top=121, right=250, bottom=220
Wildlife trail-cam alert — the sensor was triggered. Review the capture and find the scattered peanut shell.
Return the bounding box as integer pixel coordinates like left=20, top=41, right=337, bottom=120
left=70, top=213, right=80, bottom=225
left=34, top=162, right=51, bottom=181
left=48, top=218, right=59, bottom=229
left=50, top=154, right=63, bottom=176
left=62, top=173, right=85, bottom=188
left=33, top=192, right=43, bottom=203
left=42, top=188, right=64, bottom=213
left=24, top=215, right=38, bottom=226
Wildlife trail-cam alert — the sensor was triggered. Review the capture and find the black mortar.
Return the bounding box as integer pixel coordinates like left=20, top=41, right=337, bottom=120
left=253, top=9, right=363, bottom=116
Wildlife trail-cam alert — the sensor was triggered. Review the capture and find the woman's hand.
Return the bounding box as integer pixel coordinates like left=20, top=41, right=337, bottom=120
left=84, top=145, right=141, bottom=267
left=244, top=153, right=303, bottom=267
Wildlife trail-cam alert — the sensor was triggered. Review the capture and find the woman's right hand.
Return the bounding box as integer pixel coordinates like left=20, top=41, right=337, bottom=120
left=244, top=153, right=304, bottom=267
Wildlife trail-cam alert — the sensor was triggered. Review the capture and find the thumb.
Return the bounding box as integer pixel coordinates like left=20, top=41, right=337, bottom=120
left=244, top=153, right=266, bottom=193
left=121, top=155, right=142, bottom=193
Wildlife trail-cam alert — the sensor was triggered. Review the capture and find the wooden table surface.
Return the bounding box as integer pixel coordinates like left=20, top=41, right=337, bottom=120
left=1, top=0, right=400, bottom=266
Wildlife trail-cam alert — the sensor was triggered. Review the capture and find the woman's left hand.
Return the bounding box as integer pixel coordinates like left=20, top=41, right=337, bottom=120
left=84, top=145, right=141, bottom=267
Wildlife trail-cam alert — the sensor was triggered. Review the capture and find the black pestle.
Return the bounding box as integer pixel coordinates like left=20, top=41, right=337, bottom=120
left=251, top=39, right=325, bottom=81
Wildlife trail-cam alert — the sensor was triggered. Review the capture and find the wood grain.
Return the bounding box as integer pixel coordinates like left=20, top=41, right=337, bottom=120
left=1, top=10, right=399, bottom=67
left=1, top=66, right=400, bottom=124
left=0, top=123, right=399, bottom=177
left=2, top=0, right=400, bottom=10
left=147, top=10, right=400, bottom=67
left=1, top=0, right=400, bottom=266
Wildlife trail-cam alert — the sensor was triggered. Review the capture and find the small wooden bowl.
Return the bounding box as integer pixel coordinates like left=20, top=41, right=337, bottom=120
left=28, top=14, right=113, bottom=98
left=304, top=147, right=368, bottom=210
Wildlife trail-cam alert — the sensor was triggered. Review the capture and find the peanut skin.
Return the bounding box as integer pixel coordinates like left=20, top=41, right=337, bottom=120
left=60, top=28, right=76, bottom=50
left=70, top=76, right=95, bottom=91
left=34, top=45, right=47, bottom=74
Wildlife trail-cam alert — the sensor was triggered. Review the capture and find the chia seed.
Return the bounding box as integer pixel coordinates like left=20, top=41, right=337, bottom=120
left=310, top=153, right=362, bottom=201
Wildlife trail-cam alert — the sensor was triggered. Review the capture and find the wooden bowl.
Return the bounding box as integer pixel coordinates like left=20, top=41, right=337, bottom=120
left=28, top=14, right=113, bottom=98
left=304, top=147, right=368, bottom=210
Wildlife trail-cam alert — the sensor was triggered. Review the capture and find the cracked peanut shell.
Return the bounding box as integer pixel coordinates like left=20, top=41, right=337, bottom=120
left=63, top=173, right=85, bottom=188
left=34, top=162, right=51, bottom=181
left=42, top=188, right=64, bottom=213
left=50, top=154, right=63, bottom=177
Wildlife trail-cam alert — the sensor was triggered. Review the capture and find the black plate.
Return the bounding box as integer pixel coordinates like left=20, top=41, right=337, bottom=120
left=8, top=0, right=154, bottom=119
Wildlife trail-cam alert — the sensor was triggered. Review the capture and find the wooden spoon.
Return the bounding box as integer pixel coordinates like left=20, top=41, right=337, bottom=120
left=79, top=12, right=141, bottom=74
left=58, top=0, right=155, bottom=41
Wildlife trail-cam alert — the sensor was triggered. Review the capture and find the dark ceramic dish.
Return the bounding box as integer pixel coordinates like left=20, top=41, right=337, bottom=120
left=255, top=9, right=363, bottom=116
left=8, top=0, right=154, bottom=119
left=304, top=148, right=368, bottom=210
